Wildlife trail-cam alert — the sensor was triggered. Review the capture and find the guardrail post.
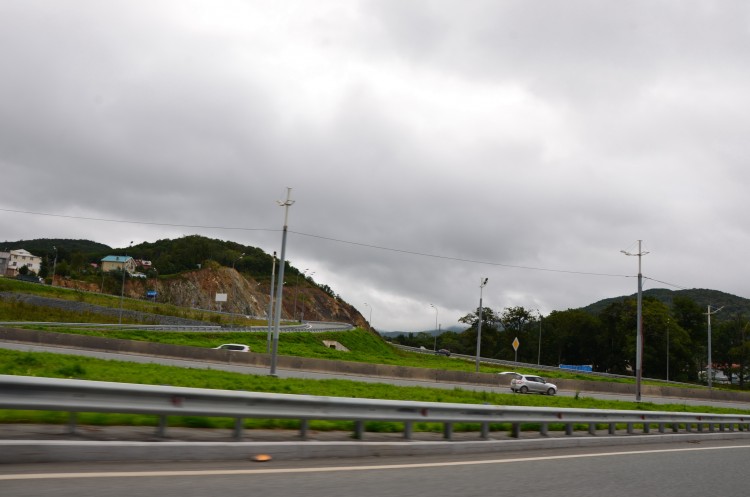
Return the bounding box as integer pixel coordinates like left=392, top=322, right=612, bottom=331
left=658, top=423, right=665, bottom=433
left=404, top=421, right=413, bottom=440
left=300, top=419, right=309, bottom=440
left=540, top=423, right=549, bottom=437
left=233, top=418, right=244, bottom=441
left=608, top=423, right=616, bottom=435
left=354, top=420, right=364, bottom=440
left=719, top=423, right=726, bottom=432
left=156, top=415, right=168, bottom=438
left=643, top=423, right=650, bottom=434
left=480, top=422, right=489, bottom=440
left=686, top=423, right=692, bottom=432
left=627, top=423, right=634, bottom=434
left=588, top=423, right=596, bottom=435
left=511, top=423, right=520, bottom=438
left=443, top=423, right=453, bottom=440
left=67, top=412, right=77, bottom=435
left=565, top=423, right=573, bottom=436
left=697, top=423, right=704, bottom=432
left=672, top=423, right=679, bottom=433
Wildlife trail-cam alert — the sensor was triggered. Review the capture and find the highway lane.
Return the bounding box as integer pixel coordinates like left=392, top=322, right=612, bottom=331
left=2, top=440, right=749, bottom=496
left=1, top=341, right=749, bottom=409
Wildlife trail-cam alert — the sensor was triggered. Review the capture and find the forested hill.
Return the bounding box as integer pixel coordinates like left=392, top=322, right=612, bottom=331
left=584, top=288, right=750, bottom=321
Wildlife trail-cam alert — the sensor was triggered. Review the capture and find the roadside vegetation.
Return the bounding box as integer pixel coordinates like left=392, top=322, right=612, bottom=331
left=1, top=348, right=746, bottom=434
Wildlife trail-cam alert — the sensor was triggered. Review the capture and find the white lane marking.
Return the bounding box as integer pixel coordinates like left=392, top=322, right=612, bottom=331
left=2, top=444, right=750, bottom=481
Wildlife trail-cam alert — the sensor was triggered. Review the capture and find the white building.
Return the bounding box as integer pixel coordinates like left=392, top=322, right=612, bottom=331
left=6, top=249, right=42, bottom=276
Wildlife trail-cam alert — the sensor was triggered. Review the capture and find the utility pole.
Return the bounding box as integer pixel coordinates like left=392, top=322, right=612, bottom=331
left=270, top=188, right=294, bottom=376
left=537, top=309, right=543, bottom=365
left=475, top=278, right=488, bottom=373
left=430, top=304, right=438, bottom=351
left=621, top=240, right=648, bottom=402
left=706, top=305, right=723, bottom=389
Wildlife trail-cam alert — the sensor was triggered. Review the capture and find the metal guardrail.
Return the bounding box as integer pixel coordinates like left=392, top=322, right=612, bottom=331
left=0, top=321, right=354, bottom=333
left=1, top=375, right=748, bottom=441
left=0, top=322, right=222, bottom=331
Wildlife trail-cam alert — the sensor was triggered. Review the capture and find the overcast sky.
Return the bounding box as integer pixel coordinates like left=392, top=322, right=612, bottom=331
left=2, top=1, right=749, bottom=332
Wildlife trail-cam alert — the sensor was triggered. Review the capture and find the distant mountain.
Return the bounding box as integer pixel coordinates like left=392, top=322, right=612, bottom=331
left=583, top=288, right=750, bottom=321
left=379, top=325, right=468, bottom=337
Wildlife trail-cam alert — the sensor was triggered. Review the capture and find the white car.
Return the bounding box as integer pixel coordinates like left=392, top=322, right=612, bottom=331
left=510, top=374, right=557, bottom=395
left=213, top=344, right=250, bottom=352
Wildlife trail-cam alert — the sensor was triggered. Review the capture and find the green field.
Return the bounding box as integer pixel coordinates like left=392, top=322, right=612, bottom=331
left=2, top=278, right=746, bottom=435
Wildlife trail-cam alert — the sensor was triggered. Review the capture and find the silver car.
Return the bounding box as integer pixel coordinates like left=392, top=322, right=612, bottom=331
left=510, top=374, right=557, bottom=395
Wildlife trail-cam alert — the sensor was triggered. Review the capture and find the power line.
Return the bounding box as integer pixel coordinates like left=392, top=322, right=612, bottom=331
left=1, top=206, right=631, bottom=278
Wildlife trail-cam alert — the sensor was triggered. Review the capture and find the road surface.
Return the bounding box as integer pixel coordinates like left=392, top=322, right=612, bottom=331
left=1, top=439, right=748, bottom=496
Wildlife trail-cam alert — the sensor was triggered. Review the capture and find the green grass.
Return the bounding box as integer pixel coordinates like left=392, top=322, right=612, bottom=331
left=0, top=278, right=269, bottom=326
left=1, top=348, right=746, bottom=433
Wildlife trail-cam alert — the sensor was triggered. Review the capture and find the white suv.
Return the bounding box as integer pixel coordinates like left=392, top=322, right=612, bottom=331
left=510, top=374, right=557, bottom=395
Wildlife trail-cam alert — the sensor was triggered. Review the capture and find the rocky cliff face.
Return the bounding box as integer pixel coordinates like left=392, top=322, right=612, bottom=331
left=54, top=267, right=369, bottom=328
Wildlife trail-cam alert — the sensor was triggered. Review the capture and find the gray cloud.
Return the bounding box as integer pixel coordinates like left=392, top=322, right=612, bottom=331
left=2, top=1, right=749, bottom=331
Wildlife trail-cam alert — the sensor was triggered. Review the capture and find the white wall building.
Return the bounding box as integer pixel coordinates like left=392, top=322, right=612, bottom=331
left=6, top=249, right=42, bottom=276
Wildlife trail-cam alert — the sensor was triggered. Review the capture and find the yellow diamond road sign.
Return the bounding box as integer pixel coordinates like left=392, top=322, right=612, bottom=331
left=512, top=337, right=520, bottom=351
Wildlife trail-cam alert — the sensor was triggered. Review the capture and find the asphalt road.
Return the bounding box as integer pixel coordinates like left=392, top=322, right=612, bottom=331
left=2, top=440, right=749, bottom=497
left=2, top=341, right=748, bottom=410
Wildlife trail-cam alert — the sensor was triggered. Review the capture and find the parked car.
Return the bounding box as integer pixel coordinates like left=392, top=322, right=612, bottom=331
left=510, top=374, right=557, bottom=395
left=213, top=344, right=250, bottom=352
left=436, top=348, right=451, bottom=357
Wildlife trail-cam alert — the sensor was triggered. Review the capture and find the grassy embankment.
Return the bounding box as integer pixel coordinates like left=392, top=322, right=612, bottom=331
left=2, top=347, right=747, bottom=434
left=2, top=278, right=745, bottom=434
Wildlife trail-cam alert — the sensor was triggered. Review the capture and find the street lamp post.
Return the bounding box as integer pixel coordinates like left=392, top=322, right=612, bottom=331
left=430, top=304, right=438, bottom=351
left=232, top=253, right=244, bottom=270
left=536, top=309, right=543, bottom=365
left=270, top=188, right=294, bottom=376
left=706, top=305, right=723, bottom=389
left=50, top=246, right=57, bottom=286
left=621, top=240, right=648, bottom=402
left=118, top=241, right=133, bottom=325
left=363, top=302, right=372, bottom=329
left=475, top=278, right=488, bottom=373
left=293, top=268, right=308, bottom=321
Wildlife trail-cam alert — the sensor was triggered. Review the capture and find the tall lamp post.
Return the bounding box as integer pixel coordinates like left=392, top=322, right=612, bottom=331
left=50, top=246, right=57, bottom=286
left=475, top=278, right=488, bottom=373
left=430, top=304, right=439, bottom=351
left=118, top=241, right=133, bottom=325
left=363, top=302, right=372, bottom=329
left=536, top=309, right=543, bottom=365
left=621, top=240, right=648, bottom=402
left=293, top=268, right=308, bottom=321
left=706, top=305, right=723, bottom=389
left=232, top=253, right=244, bottom=269
left=270, top=188, right=294, bottom=376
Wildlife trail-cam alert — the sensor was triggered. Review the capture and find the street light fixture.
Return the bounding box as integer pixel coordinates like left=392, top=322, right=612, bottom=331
left=293, top=268, right=309, bottom=321
left=621, top=240, right=648, bottom=402
left=430, top=304, right=438, bottom=351
left=232, top=253, right=245, bottom=269
left=50, top=246, right=57, bottom=286
left=118, top=241, right=133, bottom=325
left=536, top=309, right=543, bottom=365
left=706, top=305, right=724, bottom=389
left=363, top=302, right=372, bottom=329
left=475, top=278, right=488, bottom=373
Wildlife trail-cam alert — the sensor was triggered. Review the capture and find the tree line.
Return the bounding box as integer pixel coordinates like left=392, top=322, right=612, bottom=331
left=390, top=296, right=750, bottom=386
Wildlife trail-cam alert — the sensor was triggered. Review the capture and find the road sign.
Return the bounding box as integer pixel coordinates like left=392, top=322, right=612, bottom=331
left=512, top=337, right=520, bottom=351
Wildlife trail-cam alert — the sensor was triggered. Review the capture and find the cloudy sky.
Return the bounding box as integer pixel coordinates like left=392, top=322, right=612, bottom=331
left=2, top=1, right=749, bottom=332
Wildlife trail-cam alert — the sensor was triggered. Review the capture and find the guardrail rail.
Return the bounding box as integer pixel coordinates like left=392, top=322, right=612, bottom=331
left=1, top=375, right=748, bottom=442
